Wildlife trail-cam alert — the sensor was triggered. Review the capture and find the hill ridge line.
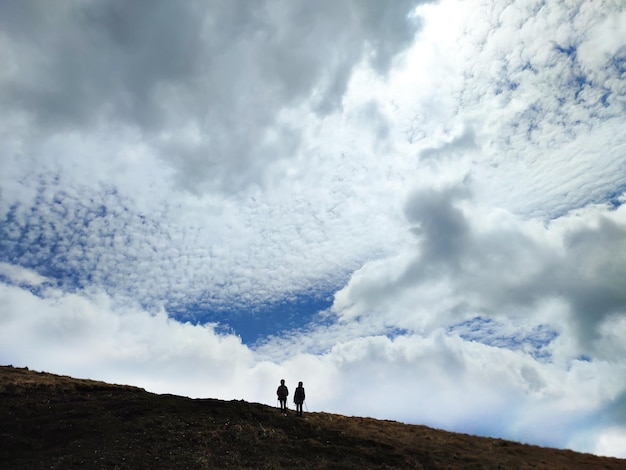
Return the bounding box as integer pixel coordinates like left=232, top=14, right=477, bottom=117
left=2, top=365, right=625, bottom=469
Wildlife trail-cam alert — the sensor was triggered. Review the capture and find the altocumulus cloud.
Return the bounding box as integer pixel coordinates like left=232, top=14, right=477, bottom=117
left=1, top=0, right=626, bottom=458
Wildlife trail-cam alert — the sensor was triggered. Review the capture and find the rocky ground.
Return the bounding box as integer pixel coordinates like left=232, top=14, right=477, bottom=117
left=1, top=365, right=624, bottom=469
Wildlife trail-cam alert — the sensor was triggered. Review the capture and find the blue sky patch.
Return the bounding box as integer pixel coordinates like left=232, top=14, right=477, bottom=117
left=170, top=293, right=335, bottom=345
left=449, top=316, right=558, bottom=360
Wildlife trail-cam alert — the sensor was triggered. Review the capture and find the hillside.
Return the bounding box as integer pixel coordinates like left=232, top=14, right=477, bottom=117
left=1, top=365, right=624, bottom=469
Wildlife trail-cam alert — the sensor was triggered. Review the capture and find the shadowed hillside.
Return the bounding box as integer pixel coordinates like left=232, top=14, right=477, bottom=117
left=1, top=366, right=624, bottom=469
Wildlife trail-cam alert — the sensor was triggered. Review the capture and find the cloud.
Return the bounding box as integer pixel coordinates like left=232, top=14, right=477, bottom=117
left=0, top=279, right=255, bottom=398
left=0, top=0, right=430, bottom=316
left=0, top=170, right=401, bottom=317
left=593, top=427, right=626, bottom=458
left=318, top=333, right=620, bottom=447
left=0, top=262, right=49, bottom=286
left=0, top=0, right=429, bottom=193
left=331, top=183, right=626, bottom=361
left=407, top=0, right=626, bottom=218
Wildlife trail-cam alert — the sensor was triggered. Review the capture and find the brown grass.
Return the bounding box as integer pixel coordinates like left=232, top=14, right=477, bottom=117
left=1, top=365, right=624, bottom=469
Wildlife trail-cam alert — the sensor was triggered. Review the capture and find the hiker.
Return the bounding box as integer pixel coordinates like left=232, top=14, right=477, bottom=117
left=277, top=379, right=288, bottom=414
left=294, top=381, right=305, bottom=417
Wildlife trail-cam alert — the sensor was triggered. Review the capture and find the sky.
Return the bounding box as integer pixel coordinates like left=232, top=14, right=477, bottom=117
left=1, top=0, right=626, bottom=458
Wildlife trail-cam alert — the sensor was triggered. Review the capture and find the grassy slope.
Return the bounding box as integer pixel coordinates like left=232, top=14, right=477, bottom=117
left=1, top=365, right=625, bottom=469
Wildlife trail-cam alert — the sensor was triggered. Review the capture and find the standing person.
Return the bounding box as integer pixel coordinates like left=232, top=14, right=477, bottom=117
left=276, top=379, right=289, bottom=415
left=294, top=381, right=306, bottom=417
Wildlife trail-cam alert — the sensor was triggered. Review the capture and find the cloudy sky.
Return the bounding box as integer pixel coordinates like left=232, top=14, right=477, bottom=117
left=1, top=0, right=626, bottom=458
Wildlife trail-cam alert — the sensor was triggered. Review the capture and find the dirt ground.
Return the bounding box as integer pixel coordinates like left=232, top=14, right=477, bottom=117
left=1, top=365, right=625, bottom=469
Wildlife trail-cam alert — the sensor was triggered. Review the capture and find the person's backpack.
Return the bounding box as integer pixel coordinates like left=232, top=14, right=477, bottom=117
left=277, top=385, right=288, bottom=399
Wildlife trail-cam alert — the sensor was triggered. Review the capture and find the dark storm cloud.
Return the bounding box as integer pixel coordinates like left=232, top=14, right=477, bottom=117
left=404, top=184, right=472, bottom=270
left=0, top=0, right=429, bottom=192
left=335, top=178, right=626, bottom=361
left=405, top=184, right=626, bottom=353
left=556, top=214, right=626, bottom=350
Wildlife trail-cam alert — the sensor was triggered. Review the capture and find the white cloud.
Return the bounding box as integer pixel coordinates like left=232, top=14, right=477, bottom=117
left=0, top=262, right=49, bottom=286
left=592, top=427, right=626, bottom=459
left=405, top=0, right=626, bottom=218
left=0, top=280, right=254, bottom=398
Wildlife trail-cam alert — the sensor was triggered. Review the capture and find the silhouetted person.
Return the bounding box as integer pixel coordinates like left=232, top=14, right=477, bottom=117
left=294, top=381, right=305, bottom=416
left=277, top=379, right=288, bottom=414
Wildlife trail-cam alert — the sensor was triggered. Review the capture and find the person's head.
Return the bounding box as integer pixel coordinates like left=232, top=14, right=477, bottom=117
left=298, top=381, right=303, bottom=387
left=280, top=379, right=285, bottom=385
